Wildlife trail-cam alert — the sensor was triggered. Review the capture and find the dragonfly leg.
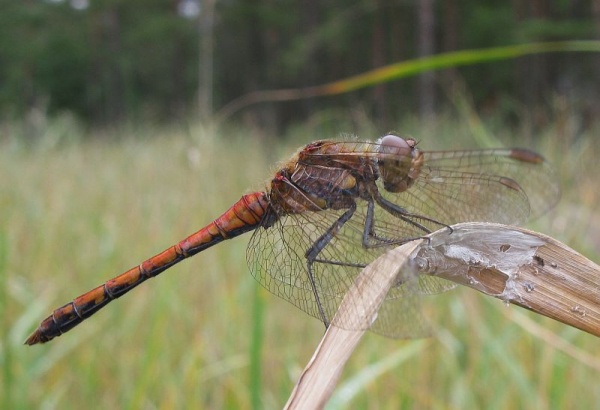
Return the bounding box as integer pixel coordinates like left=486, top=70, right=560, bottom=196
left=304, top=203, right=357, bottom=328
left=360, top=199, right=416, bottom=248
left=374, top=194, right=451, bottom=233
left=356, top=198, right=428, bottom=249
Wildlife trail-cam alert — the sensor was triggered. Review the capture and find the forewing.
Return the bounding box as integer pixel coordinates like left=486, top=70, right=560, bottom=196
left=300, top=142, right=559, bottom=226
left=247, top=142, right=559, bottom=338
left=379, top=148, right=560, bottom=227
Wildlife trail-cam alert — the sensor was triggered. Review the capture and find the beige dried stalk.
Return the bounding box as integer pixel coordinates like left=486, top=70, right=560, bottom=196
left=285, top=222, right=600, bottom=409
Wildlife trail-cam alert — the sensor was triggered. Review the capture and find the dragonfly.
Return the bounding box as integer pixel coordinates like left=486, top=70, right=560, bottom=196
left=25, top=134, right=560, bottom=344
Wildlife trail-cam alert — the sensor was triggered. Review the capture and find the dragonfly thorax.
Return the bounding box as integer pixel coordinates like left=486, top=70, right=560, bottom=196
left=377, top=134, right=423, bottom=193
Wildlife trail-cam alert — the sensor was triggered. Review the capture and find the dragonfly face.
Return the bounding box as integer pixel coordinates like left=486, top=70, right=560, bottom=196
left=376, top=134, right=423, bottom=194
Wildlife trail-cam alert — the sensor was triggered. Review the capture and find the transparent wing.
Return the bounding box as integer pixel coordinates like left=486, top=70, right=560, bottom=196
left=302, top=142, right=560, bottom=225
left=247, top=142, right=560, bottom=338
left=247, top=199, right=455, bottom=339
left=380, top=147, right=560, bottom=226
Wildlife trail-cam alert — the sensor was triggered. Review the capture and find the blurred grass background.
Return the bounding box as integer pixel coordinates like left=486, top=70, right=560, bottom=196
left=3, top=2, right=600, bottom=408
left=2, top=108, right=599, bottom=409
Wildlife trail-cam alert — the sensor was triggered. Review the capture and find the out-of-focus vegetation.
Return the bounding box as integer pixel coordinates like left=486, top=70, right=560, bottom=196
left=2, top=110, right=599, bottom=408
left=2, top=1, right=599, bottom=408
left=1, top=0, right=599, bottom=132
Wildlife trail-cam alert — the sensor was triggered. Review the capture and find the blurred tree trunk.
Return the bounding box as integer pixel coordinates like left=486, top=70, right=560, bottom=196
left=104, top=8, right=126, bottom=123
left=593, top=0, right=600, bottom=120
left=441, top=0, right=460, bottom=89
left=389, top=4, right=405, bottom=62
left=245, top=0, right=275, bottom=130
left=514, top=0, right=551, bottom=126
left=417, top=0, right=435, bottom=119
left=303, top=0, right=319, bottom=87
left=531, top=0, right=551, bottom=126
left=198, top=0, right=216, bottom=121
left=371, top=0, right=386, bottom=123
left=170, top=0, right=187, bottom=118
left=594, top=0, right=600, bottom=43
left=296, top=0, right=318, bottom=124
left=513, top=0, right=528, bottom=117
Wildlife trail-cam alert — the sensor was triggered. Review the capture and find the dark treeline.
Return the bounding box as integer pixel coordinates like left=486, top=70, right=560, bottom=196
left=1, top=0, right=599, bottom=132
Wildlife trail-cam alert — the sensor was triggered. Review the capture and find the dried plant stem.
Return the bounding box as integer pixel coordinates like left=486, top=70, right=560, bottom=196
left=286, top=223, right=600, bottom=408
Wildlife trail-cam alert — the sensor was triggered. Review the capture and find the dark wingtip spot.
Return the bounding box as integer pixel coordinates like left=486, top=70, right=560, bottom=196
left=509, top=148, right=545, bottom=164
left=499, top=176, right=522, bottom=192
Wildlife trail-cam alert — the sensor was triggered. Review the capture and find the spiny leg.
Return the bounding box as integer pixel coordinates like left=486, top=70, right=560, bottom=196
left=374, top=194, right=452, bottom=234
left=304, top=202, right=357, bottom=328
left=361, top=199, right=416, bottom=248
left=358, top=197, right=429, bottom=249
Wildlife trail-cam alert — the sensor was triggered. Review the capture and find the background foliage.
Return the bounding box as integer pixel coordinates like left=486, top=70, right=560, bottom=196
left=1, top=0, right=599, bottom=131
left=2, top=1, right=600, bottom=409
left=3, top=118, right=600, bottom=409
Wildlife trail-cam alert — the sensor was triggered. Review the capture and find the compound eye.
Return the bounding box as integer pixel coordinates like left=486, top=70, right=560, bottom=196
left=378, top=134, right=414, bottom=193
left=380, top=134, right=410, bottom=154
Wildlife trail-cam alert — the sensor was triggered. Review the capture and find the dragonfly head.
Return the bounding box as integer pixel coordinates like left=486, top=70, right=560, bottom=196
left=377, top=134, right=422, bottom=193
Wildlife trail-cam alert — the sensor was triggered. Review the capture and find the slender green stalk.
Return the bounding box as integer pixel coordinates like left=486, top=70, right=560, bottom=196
left=216, top=40, right=600, bottom=122
left=0, top=233, right=11, bottom=410
left=249, top=280, right=265, bottom=410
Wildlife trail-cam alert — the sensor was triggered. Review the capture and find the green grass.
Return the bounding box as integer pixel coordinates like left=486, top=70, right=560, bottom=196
left=2, top=114, right=599, bottom=409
